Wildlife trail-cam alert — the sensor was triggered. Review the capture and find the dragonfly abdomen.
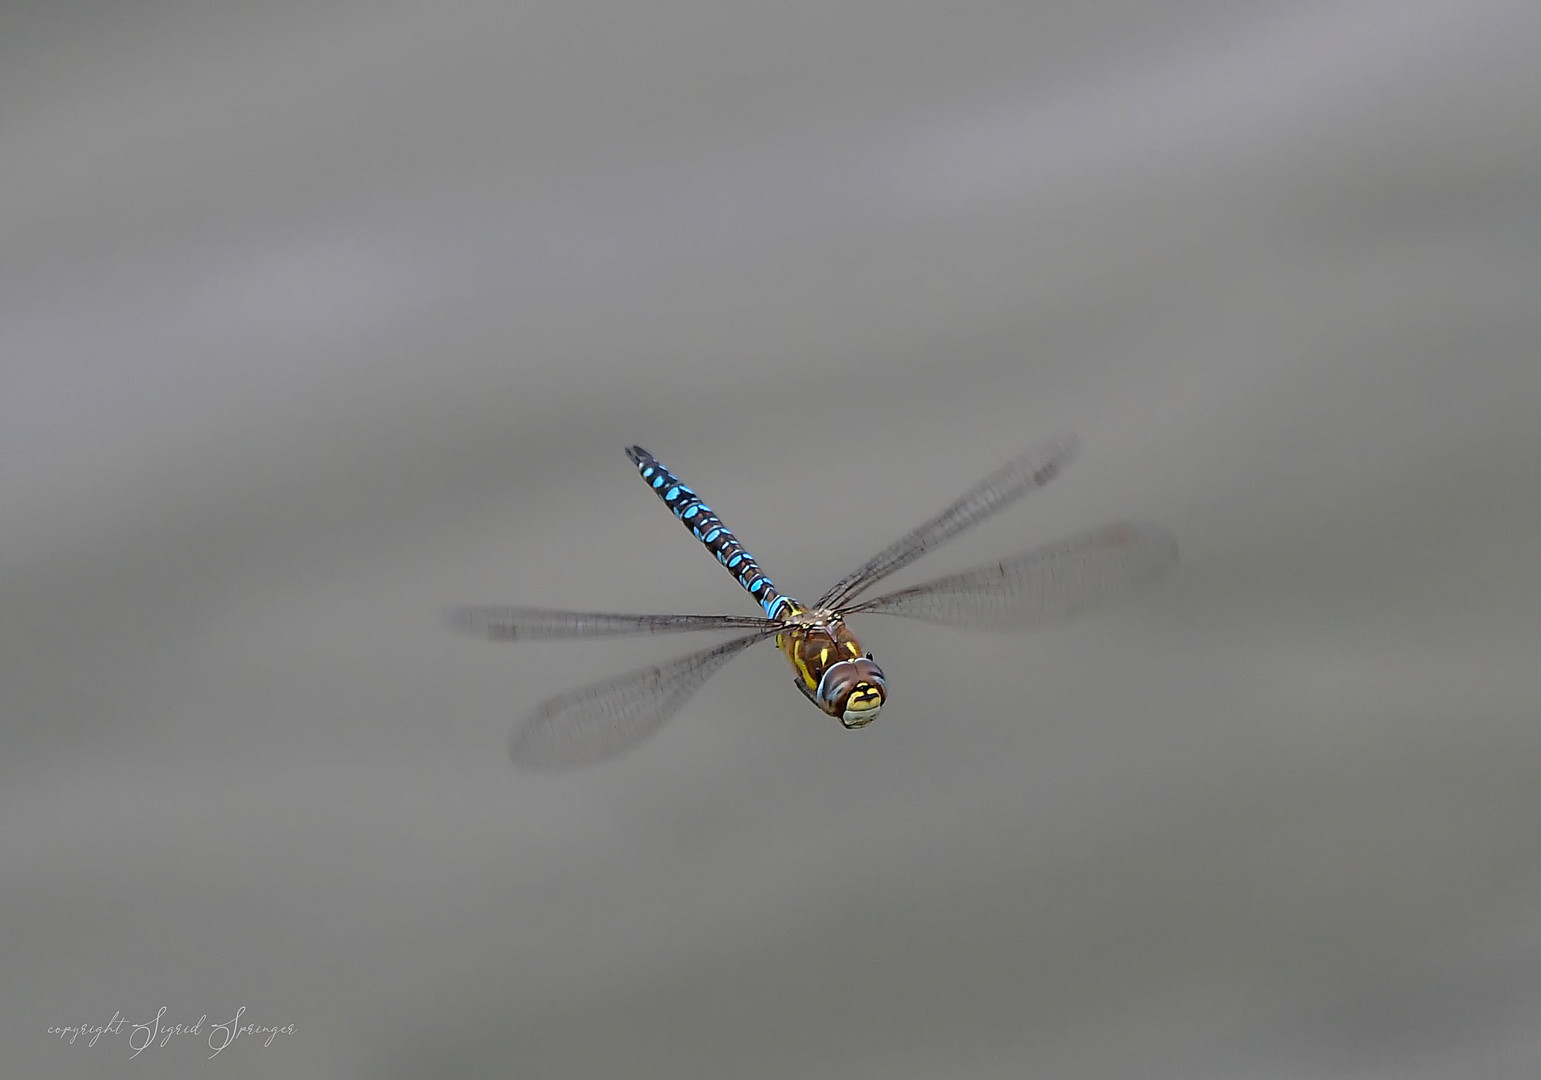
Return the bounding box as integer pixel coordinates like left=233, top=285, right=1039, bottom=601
left=626, top=446, right=794, bottom=620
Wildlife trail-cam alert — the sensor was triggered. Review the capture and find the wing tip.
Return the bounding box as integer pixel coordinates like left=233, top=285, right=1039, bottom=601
left=1100, top=521, right=1180, bottom=574
left=444, top=605, right=517, bottom=640
left=509, top=710, right=627, bottom=773
left=443, top=605, right=477, bottom=635
left=1034, top=431, right=1080, bottom=476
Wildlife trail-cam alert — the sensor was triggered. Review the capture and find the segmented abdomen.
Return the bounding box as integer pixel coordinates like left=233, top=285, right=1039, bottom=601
left=626, top=446, right=793, bottom=620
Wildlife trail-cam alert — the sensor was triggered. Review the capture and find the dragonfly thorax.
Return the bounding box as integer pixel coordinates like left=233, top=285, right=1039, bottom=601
left=776, top=614, right=887, bottom=728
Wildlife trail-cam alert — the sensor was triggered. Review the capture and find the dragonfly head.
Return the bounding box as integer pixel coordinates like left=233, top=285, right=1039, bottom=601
left=818, top=656, right=887, bottom=728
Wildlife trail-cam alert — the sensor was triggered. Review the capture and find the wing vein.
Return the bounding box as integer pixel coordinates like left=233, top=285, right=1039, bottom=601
left=449, top=606, right=778, bottom=640
left=816, top=434, right=1079, bottom=612
left=847, top=522, right=1177, bottom=631
left=509, top=630, right=777, bottom=769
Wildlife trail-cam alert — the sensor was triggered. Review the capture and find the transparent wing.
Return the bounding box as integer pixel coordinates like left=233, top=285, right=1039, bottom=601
left=449, top=606, right=777, bottom=641
left=509, top=630, right=775, bottom=770
left=844, top=522, right=1176, bottom=631
left=814, top=434, right=1080, bottom=612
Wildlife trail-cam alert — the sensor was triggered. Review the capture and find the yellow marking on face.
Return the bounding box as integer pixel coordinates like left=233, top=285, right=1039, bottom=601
left=847, top=683, right=882, bottom=710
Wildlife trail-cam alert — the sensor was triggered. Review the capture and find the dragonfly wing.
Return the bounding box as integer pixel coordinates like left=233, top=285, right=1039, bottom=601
left=845, top=522, right=1176, bottom=631
left=449, top=606, right=777, bottom=640
left=814, top=433, right=1079, bottom=612
left=509, top=630, right=775, bottom=769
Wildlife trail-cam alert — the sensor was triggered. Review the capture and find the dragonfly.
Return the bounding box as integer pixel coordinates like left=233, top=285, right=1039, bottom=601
left=451, top=434, right=1176, bottom=769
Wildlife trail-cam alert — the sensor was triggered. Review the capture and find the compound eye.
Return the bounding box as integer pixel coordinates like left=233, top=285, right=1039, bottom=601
left=819, top=670, right=854, bottom=708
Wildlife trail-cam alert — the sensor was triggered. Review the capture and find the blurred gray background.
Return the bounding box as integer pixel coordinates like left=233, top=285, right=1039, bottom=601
left=4, top=1, right=1540, bottom=1077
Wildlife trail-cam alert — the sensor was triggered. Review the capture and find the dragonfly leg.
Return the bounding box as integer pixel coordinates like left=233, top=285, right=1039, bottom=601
left=793, top=676, right=821, bottom=710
